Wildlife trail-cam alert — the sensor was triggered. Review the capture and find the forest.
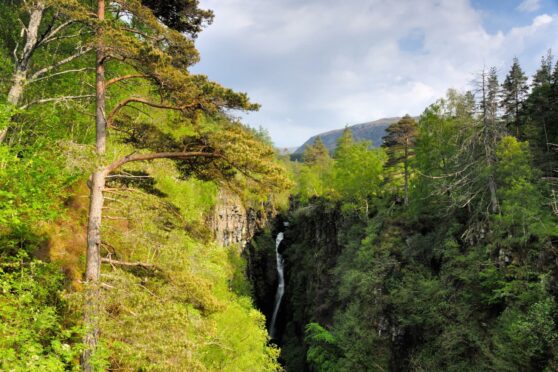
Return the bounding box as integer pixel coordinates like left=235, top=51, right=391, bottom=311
left=1, top=0, right=558, bottom=371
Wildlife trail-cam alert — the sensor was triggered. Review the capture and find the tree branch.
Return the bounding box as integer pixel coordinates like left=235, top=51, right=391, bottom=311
left=29, top=46, right=93, bottom=80
left=101, top=257, right=158, bottom=270
left=107, top=97, right=198, bottom=126
left=37, top=20, right=76, bottom=47
left=20, top=94, right=95, bottom=109
left=27, top=67, right=94, bottom=84
left=104, top=151, right=221, bottom=175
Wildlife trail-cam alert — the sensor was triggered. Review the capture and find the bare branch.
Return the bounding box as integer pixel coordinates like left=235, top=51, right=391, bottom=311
left=101, top=257, right=158, bottom=270
left=37, top=20, right=75, bottom=46
left=20, top=94, right=95, bottom=109
left=27, top=67, right=94, bottom=84
left=30, top=46, right=93, bottom=80
left=41, top=30, right=91, bottom=45
left=106, top=174, right=153, bottom=179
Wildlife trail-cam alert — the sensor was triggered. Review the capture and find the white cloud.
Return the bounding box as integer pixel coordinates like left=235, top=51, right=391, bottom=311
left=517, top=0, right=541, bottom=13
left=533, top=13, right=553, bottom=26
left=194, top=0, right=558, bottom=147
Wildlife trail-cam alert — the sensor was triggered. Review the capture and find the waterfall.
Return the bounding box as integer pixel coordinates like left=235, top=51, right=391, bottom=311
left=269, top=231, right=285, bottom=340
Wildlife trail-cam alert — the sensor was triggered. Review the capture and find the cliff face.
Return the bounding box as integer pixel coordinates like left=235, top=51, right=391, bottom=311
left=210, top=189, right=269, bottom=248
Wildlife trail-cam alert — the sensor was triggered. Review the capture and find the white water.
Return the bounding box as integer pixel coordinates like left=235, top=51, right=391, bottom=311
left=269, top=232, right=285, bottom=339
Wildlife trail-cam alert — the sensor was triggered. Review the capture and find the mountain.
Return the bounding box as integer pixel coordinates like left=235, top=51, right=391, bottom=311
left=293, top=117, right=402, bottom=156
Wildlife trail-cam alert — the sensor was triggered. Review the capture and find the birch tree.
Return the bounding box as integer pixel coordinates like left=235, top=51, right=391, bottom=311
left=0, top=0, right=95, bottom=142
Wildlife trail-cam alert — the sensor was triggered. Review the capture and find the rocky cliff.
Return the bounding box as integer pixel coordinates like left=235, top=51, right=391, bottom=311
left=210, top=189, right=269, bottom=248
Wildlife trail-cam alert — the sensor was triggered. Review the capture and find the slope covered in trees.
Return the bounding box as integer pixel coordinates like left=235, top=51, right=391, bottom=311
left=275, top=54, right=558, bottom=371
left=0, top=1, right=289, bottom=370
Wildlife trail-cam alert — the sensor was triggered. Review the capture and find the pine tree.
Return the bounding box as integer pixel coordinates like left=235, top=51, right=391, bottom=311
left=524, top=53, right=556, bottom=176
left=303, top=137, right=330, bottom=165
left=501, top=57, right=529, bottom=138
left=81, top=1, right=284, bottom=367
left=532, top=50, right=553, bottom=88
left=382, top=115, right=418, bottom=205
left=487, top=66, right=500, bottom=125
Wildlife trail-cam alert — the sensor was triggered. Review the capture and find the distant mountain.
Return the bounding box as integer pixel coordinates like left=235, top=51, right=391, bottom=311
left=293, top=117, right=402, bottom=156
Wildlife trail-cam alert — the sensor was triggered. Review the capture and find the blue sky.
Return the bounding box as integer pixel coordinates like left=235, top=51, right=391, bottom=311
left=191, top=0, right=558, bottom=148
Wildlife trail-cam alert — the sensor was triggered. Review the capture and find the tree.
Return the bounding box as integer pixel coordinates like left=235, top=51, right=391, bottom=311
left=523, top=53, right=556, bottom=176
left=532, top=50, right=553, bottom=88
left=382, top=114, right=418, bottom=205
left=296, top=137, right=333, bottom=201
left=303, top=136, right=330, bottom=165
left=81, top=0, right=288, bottom=368
left=478, top=66, right=504, bottom=213
left=334, top=127, right=354, bottom=159
left=414, top=88, right=503, bottom=236
left=501, top=57, right=529, bottom=138
left=0, top=0, right=94, bottom=142
left=332, top=137, right=386, bottom=214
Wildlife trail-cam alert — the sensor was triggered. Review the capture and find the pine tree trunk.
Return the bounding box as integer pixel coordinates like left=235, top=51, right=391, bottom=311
left=82, top=170, right=106, bottom=372
left=82, top=1, right=106, bottom=369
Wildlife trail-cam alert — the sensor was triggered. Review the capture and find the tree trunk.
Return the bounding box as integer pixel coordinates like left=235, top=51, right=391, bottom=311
left=82, top=1, right=106, bottom=369
left=95, top=0, right=106, bottom=154
left=488, top=174, right=499, bottom=213
left=481, top=69, right=500, bottom=214
left=0, top=2, right=45, bottom=142
left=404, top=141, right=409, bottom=206
left=82, top=170, right=106, bottom=372
left=86, top=171, right=105, bottom=283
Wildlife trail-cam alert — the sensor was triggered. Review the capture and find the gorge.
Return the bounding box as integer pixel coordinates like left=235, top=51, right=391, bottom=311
left=2, top=1, right=558, bottom=371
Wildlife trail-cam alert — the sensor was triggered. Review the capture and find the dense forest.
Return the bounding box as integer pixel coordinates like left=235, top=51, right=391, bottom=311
left=1, top=1, right=558, bottom=371
left=266, top=53, right=558, bottom=371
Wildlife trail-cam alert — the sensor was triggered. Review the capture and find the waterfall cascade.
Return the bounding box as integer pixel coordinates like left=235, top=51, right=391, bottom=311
left=269, top=231, right=285, bottom=340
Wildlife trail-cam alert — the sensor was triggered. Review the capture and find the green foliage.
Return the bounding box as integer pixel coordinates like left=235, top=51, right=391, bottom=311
left=303, top=137, right=330, bottom=165
left=95, top=160, right=282, bottom=370
left=0, top=103, right=16, bottom=131
left=331, top=139, right=386, bottom=210
left=305, top=323, right=340, bottom=371
left=282, top=55, right=558, bottom=370
left=0, top=254, right=82, bottom=370
left=293, top=128, right=386, bottom=211
left=490, top=298, right=558, bottom=371
left=493, top=136, right=558, bottom=246
left=0, top=142, right=77, bottom=229
left=382, top=115, right=418, bottom=203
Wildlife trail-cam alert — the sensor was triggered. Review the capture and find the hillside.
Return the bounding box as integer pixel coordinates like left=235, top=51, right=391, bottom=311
left=293, top=117, right=402, bottom=155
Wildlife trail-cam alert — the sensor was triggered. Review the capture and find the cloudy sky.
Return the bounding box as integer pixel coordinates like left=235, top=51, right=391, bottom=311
left=191, top=0, right=558, bottom=148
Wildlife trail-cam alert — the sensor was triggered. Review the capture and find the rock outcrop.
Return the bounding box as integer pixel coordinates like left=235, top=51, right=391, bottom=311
left=210, top=189, right=269, bottom=248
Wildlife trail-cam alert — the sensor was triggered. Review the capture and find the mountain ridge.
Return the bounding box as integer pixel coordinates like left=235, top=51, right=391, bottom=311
left=293, top=117, right=403, bottom=155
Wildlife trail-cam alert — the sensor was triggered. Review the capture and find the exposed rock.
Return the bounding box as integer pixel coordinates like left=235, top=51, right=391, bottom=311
left=209, top=189, right=269, bottom=248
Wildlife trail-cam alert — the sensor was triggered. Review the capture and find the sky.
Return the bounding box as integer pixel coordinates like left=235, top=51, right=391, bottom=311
left=191, top=0, right=558, bottom=148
